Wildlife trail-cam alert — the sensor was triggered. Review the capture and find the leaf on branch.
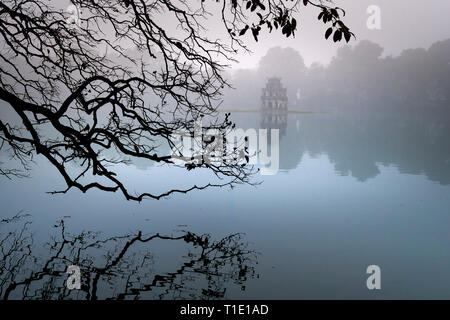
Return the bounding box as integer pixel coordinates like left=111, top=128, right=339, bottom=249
left=333, top=30, right=342, bottom=42
left=251, top=27, right=259, bottom=42
left=291, top=18, right=297, bottom=30
left=318, top=11, right=324, bottom=21
left=239, top=25, right=249, bottom=36
left=344, top=30, right=352, bottom=43
left=325, top=27, right=333, bottom=40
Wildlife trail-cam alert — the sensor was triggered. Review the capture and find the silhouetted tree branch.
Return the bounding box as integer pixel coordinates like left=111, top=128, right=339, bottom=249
left=0, top=0, right=352, bottom=200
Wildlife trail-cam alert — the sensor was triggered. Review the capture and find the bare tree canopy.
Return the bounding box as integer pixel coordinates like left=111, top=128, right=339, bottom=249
left=0, top=0, right=352, bottom=201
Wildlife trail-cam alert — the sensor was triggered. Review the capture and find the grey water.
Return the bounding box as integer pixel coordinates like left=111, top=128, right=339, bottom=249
left=1, top=108, right=450, bottom=299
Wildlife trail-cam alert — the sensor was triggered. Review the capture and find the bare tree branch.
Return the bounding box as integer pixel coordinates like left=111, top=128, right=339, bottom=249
left=0, top=0, right=352, bottom=200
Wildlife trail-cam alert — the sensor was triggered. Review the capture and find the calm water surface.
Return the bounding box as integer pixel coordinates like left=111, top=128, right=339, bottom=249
left=1, top=109, right=450, bottom=299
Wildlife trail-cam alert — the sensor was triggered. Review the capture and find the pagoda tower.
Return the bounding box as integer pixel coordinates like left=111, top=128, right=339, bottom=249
left=261, top=77, right=288, bottom=133
left=261, top=77, right=288, bottom=111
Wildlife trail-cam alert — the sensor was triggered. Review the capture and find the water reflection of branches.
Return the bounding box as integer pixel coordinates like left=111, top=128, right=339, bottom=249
left=0, top=214, right=258, bottom=300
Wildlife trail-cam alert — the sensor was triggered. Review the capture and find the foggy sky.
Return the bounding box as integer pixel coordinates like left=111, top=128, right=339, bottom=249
left=47, top=0, right=450, bottom=69
left=233, top=0, right=450, bottom=68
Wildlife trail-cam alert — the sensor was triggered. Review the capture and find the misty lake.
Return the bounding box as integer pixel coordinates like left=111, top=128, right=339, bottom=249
left=1, top=108, right=450, bottom=299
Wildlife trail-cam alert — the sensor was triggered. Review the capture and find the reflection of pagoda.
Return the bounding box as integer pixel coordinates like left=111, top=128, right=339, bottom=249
left=261, top=77, right=287, bottom=137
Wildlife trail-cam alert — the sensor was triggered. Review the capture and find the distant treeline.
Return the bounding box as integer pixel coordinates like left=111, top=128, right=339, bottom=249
left=224, top=39, right=450, bottom=111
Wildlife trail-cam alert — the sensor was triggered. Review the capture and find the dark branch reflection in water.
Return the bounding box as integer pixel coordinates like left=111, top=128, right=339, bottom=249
left=0, top=213, right=258, bottom=300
